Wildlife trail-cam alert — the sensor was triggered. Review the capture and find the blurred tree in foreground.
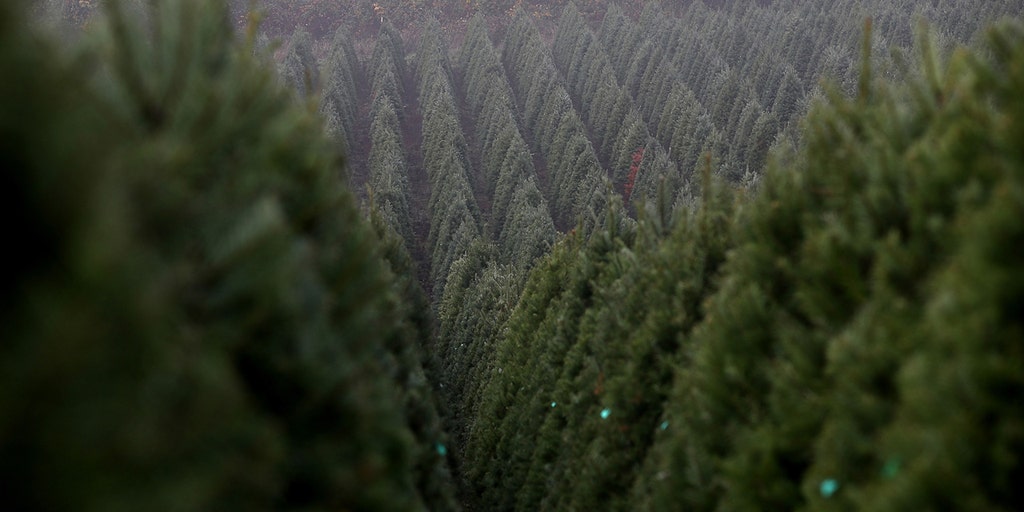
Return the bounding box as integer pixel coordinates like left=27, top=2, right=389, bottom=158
left=0, top=0, right=458, bottom=510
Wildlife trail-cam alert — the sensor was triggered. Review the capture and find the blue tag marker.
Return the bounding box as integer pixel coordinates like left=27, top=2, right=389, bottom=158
left=820, top=478, right=839, bottom=498
left=600, top=408, right=611, bottom=419
left=436, top=443, right=447, bottom=456
left=551, top=402, right=557, bottom=408
left=660, top=421, right=669, bottom=430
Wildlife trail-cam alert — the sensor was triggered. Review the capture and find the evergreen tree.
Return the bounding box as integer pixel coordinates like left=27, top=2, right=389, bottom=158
left=278, top=27, right=318, bottom=97
left=0, top=1, right=460, bottom=510
left=462, top=13, right=1024, bottom=512
left=368, top=97, right=414, bottom=250
left=319, top=25, right=362, bottom=153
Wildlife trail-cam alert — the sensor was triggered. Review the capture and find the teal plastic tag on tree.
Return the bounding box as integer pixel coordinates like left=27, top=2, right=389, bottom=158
left=819, top=478, right=839, bottom=498
left=600, top=408, right=611, bottom=419
left=660, top=421, right=669, bottom=430
left=551, top=402, right=557, bottom=408
left=881, top=458, right=901, bottom=479
left=436, top=443, right=447, bottom=456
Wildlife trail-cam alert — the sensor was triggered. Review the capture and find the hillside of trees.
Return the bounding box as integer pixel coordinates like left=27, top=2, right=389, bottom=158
left=5, top=0, right=1024, bottom=510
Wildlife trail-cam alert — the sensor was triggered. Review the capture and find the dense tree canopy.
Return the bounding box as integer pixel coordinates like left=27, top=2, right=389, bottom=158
left=9, top=1, right=1024, bottom=511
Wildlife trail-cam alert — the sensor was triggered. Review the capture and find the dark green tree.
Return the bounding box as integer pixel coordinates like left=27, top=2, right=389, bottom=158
left=0, top=1, right=460, bottom=510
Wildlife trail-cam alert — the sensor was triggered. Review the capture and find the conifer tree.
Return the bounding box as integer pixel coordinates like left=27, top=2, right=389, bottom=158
left=368, top=97, right=414, bottom=250
left=463, top=11, right=1024, bottom=512
left=418, top=18, right=481, bottom=299
left=320, top=25, right=362, bottom=154
left=1, top=1, right=460, bottom=510
left=501, top=7, right=607, bottom=231
left=278, top=27, right=318, bottom=97
left=371, top=22, right=407, bottom=120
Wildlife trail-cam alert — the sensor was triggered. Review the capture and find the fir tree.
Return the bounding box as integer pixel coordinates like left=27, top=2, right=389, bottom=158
left=1, top=1, right=460, bottom=510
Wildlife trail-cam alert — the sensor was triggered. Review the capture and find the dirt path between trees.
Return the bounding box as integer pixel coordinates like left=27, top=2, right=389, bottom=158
left=398, top=74, right=435, bottom=300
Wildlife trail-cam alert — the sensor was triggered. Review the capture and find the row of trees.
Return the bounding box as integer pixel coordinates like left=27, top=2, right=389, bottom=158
left=594, top=0, right=1024, bottom=184
left=272, top=0, right=1023, bottom=270
left=319, top=25, right=363, bottom=159
left=368, top=22, right=415, bottom=251
left=277, top=16, right=503, bottom=507
left=461, top=22, right=1024, bottom=511
left=362, top=23, right=464, bottom=510
left=17, top=2, right=1024, bottom=510
left=432, top=12, right=562, bottom=461
left=244, top=0, right=642, bottom=40
left=267, top=8, right=1023, bottom=509
left=416, top=19, right=483, bottom=300
left=552, top=3, right=683, bottom=207
left=264, top=5, right=1024, bottom=509
left=604, top=3, right=773, bottom=185
left=502, top=8, right=614, bottom=230
left=267, top=12, right=565, bottom=465
left=277, top=28, right=319, bottom=99
left=458, top=14, right=558, bottom=272
left=2, top=0, right=461, bottom=510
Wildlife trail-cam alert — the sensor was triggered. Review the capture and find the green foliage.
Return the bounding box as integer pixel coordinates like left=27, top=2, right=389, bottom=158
left=14, top=3, right=1024, bottom=512
left=369, top=95, right=415, bottom=250
left=461, top=18, right=1024, bottom=512
left=463, top=166, right=734, bottom=511
left=551, top=3, right=681, bottom=208
left=368, top=204, right=462, bottom=512
left=319, top=25, right=362, bottom=153
left=278, top=27, right=318, bottom=97
left=456, top=11, right=556, bottom=265
left=371, top=21, right=408, bottom=120
left=418, top=18, right=482, bottom=298
left=502, top=7, right=609, bottom=231
left=0, top=1, right=457, bottom=510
